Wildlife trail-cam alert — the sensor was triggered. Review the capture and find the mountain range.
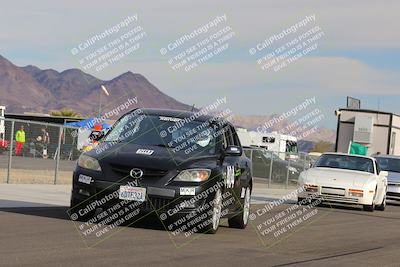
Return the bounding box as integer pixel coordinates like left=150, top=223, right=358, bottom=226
left=0, top=54, right=335, bottom=147
left=0, top=54, right=192, bottom=115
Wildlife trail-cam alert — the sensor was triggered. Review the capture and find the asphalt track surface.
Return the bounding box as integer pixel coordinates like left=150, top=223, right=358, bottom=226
left=1, top=201, right=400, bottom=267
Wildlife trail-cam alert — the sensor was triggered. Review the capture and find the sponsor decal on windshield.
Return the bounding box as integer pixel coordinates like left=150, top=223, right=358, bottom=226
left=136, top=149, right=154, bottom=155
left=159, top=116, right=182, bottom=122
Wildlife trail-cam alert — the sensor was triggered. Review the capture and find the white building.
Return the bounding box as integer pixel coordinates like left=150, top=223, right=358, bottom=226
left=335, top=108, right=400, bottom=156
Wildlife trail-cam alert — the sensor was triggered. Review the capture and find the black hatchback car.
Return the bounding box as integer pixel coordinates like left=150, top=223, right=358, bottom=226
left=69, top=108, right=252, bottom=234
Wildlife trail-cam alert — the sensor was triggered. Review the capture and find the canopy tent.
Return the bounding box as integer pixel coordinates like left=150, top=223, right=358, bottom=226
left=64, top=118, right=111, bottom=129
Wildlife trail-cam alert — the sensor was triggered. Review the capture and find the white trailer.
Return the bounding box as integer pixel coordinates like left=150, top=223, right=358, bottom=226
left=237, top=128, right=298, bottom=159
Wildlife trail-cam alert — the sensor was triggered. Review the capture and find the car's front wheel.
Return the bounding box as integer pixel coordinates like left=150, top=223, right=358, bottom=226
left=229, top=187, right=251, bottom=229
left=203, top=189, right=222, bottom=234
left=363, top=203, right=375, bottom=212
left=364, top=188, right=378, bottom=212
left=375, top=195, right=386, bottom=211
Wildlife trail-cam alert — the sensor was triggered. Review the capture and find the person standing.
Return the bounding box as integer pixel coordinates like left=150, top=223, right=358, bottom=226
left=41, top=128, right=50, bottom=158
left=15, top=125, right=26, bottom=156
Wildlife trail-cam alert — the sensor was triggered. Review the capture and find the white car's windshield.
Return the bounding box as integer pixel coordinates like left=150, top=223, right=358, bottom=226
left=315, top=154, right=374, bottom=174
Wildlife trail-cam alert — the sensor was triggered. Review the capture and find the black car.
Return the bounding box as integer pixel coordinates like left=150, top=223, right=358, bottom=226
left=69, top=108, right=252, bottom=234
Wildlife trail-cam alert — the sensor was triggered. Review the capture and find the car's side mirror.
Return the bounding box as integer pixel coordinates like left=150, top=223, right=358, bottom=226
left=380, top=170, right=389, bottom=177
left=224, top=145, right=242, bottom=156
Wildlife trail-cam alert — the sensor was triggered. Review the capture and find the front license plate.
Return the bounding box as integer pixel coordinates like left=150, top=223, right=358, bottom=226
left=119, top=186, right=146, bottom=202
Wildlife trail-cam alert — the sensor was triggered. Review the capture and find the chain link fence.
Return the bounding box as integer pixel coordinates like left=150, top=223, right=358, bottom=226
left=0, top=118, right=80, bottom=184
left=244, top=148, right=314, bottom=189
left=0, top=118, right=316, bottom=187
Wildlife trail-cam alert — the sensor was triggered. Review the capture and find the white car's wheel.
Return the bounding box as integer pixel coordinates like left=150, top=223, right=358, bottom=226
left=364, top=188, right=377, bottom=212
left=376, top=194, right=386, bottom=211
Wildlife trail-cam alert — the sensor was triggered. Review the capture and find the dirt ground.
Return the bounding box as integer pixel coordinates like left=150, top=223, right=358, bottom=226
left=0, top=168, right=73, bottom=184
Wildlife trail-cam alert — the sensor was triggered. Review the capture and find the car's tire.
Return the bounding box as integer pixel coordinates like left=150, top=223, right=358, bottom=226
left=69, top=195, right=96, bottom=222
left=364, top=187, right=378, bottom=212
left=203, top=188, right=222, bottom=234
left=228, top=187, right=251, bottom=229
left=363, top=203, right=375, bottom=212
left=375, top=195, right=386, bottom=211
left=297, top=197, right=305, bottom=205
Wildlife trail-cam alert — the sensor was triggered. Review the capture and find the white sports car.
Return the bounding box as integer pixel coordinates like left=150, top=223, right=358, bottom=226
left=298, top=153, right=388, bottom=212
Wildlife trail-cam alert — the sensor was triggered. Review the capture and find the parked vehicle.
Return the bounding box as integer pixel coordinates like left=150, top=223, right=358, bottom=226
left=374, top=155, right=400, bottom=201
left=244, top=148, right=303, bottom=184
left=237, top=129, right=298, bottom=160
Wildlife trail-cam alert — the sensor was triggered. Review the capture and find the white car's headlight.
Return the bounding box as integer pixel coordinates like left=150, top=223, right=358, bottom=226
left=77, top=154, right=102, bottom=171
left=304, top=184, right=318, bottom=192
left=174, top=169, right=211, bottom=182
left=348, top=189, right=364, bottom=197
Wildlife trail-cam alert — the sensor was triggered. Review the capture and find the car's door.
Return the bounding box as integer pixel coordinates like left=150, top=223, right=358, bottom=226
left=374, top=160, right=387, bottom=203
left=220, top=124, right=250, bottom=210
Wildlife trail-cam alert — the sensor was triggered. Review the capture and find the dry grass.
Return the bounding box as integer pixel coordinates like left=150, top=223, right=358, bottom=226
left=1, top=168, right=72, bottom=184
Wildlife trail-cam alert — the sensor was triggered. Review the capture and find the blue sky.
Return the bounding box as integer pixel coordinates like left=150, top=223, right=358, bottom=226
left=1, top=0, right=399, bottom=129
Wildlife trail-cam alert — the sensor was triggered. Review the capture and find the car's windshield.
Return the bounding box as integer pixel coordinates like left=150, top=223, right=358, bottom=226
left=376, top=157, right=400, bottom=173
left=103, top=111, right=219, bottom=155
left=315, top=154, right=374, bottom=174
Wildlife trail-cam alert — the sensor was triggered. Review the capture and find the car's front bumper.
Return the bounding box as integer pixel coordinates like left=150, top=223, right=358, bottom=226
left=71, top=168, right=222, bottom=217
left=298, top=188, right=374, bottom=206
left=387, top=183, right=400, bottom=201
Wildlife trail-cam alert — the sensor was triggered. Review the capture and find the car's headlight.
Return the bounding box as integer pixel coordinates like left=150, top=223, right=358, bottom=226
left=348, top=189, right=364, bottom=197
left=77, top=154, right=102, bottom=171
left=304, top=184, right=318, bottom=192
left=287, top=166, right=298, bottom=173
left=174, top=169, right=211, bottom=182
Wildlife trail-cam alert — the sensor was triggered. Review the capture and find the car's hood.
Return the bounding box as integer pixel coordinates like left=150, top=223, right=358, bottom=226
left=87, top=142, right=218, bottom=171
left=303, top=167, right=376, bottom=188
left=387, top=171, right=400, bottom=183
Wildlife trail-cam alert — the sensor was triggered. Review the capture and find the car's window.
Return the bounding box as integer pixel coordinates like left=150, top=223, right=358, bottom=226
left=221, top=126, right=229, bottom=149
left=375, top=161, right=381, bottom=174
left=375, top=157, right=400, bottom=173
left=315, top=154, right=375, bottom=174
left=103, top=112, right=218, bottom=155
left=223, top=125, right=234, bottom=147
left=230, top=125, right=241, bottom=147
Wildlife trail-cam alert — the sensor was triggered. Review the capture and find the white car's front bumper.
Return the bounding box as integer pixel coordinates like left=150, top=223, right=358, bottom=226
left=298, top=186, right=374, bottom=206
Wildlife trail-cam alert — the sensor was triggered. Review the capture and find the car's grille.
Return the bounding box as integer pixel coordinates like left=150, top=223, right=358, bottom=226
left=388, top=182, right=400, bottom=186
left=320, top=195, right=359, bottom=203
left=110, top=164, right=168, bottom=178
left=144, top=197, right=174, bottom=211
left=387, top=192, right=400, bottom=197
left=321, top=186, right=346, bottom=196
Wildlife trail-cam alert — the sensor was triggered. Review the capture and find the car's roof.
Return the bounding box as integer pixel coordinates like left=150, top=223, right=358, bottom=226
left=130, top=108, right=225, bottom=123
left=322, top=152, right=375, bottom=160
left=374, top=154, right=400, bottom=159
